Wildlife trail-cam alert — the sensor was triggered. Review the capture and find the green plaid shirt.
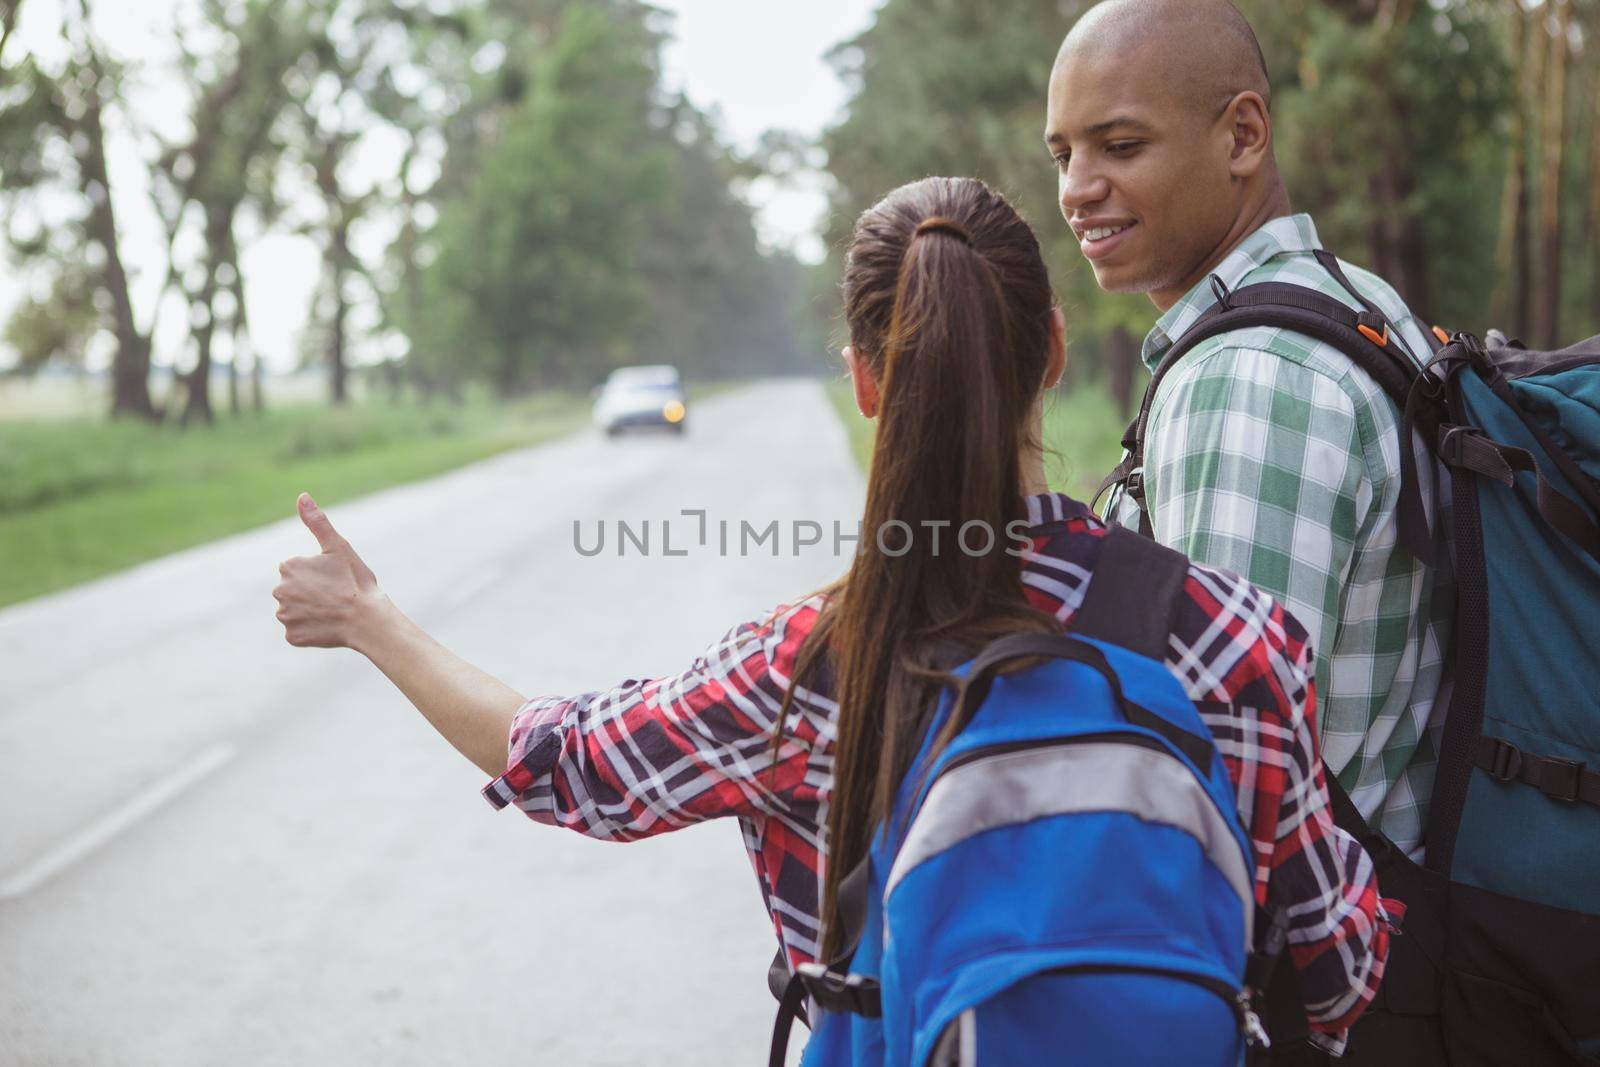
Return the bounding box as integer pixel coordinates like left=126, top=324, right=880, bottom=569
left=1109, top=214, right=1450, bottom=857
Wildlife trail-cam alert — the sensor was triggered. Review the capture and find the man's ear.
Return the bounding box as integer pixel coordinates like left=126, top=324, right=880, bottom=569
left=1044, top=308, right=1067, bottom=390
left=1224, top=90, right=1272, bottom=179
left=844, top=345, right=881, bottom=418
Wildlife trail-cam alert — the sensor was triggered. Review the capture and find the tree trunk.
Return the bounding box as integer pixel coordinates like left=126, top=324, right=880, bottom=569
left=383, top=358, right=403, bottom=402
left=329, top=223, right=350, bottom=407
left=1491, top=1, right=1527, bottom=331
left=496, top=342, right=519, bottom=398
left=1536, top=0, right=1571, bottom=348
left=328, top=273, right=347, bottom=406
left=0, top=1, right=20, bottom=69
left=234, top=251, right=263, bottom=414
left=1106, top=325, right=1136, bottom=421
left=225, top=284, right=240, bottom=417
left=221, top=227, right=243, bottom=417
left=1591, top=60, right=1600, bottom=338
left=1366, top=153, right=1431, bottom=315
left=180, top=210, right=230, bottom=427
left=73, top=4, right=155, bottom=420
left=180, top=262, right=219, bottom=427
left=330, top=283, right=349, bottom=406
left=1509, top=0, right=1545, bottom=340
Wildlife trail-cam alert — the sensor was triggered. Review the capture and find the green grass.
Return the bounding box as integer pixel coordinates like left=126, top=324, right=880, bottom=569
left=0, top=392, right=590, bottom=608
left=823, top=378, right=1131, bottom=503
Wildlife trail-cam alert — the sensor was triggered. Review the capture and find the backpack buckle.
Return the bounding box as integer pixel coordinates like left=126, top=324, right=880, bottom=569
left=794, top=962, right=883, bottom=1018
left=1356, top=312, right=1391, bottom=349
left=1537, top=757, right=1585, bottom=803
left=1485, top=738, right=1522, bottom=782
left=1125, top=468, right=1146, bottom=502
left=1437, top=425, right=1474, bottom=467
left=1237, top=991, right=1272, bottom=1051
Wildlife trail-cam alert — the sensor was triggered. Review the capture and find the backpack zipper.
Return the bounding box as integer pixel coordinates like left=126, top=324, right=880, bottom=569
left=1034, top=962, right=1268, bottom=1048
left=937, top=730, right=1170, bottom=777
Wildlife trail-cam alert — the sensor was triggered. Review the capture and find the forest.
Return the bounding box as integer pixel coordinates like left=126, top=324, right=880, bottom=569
left=823, top=0, right=1600, bottom=411
left=0, top=0, right=809, bottom=422
left=0, top=0, right=1596, bottom=424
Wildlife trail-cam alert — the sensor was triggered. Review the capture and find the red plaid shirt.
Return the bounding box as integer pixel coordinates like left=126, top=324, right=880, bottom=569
left=485, top=492, right=1392, bottom=1044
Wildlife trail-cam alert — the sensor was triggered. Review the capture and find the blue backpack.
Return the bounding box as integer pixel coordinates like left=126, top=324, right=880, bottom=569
left=769, top=531, right=1280, bottom=1067
left=1101, top=254, right=1600, bottom=1063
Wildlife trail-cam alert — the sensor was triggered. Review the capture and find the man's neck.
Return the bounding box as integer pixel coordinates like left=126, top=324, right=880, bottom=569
left=1149, top=185, right=1293, bottom=313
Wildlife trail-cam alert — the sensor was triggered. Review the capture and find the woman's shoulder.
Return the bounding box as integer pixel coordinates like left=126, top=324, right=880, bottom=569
left=1021, top=494, right=1313, bottom=726
left=1169, top=558, right=1316, bottom=728
left=745, top=591, right=831, bottom=682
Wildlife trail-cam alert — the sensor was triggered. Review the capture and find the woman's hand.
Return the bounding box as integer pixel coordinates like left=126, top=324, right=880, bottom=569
left=274, top=493, right=384, bottom=651
left=274, top=491, right=522, bottom=775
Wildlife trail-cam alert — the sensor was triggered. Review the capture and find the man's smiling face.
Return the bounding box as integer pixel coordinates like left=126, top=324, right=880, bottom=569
left=1044, top=38, right=1244, bottom=305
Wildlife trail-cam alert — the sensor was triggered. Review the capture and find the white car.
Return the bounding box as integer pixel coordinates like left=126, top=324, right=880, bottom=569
left=594, top=365, right=688, bottom=437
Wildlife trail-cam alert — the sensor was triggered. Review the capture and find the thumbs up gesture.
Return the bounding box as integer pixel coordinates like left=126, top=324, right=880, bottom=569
left=273, top=493, right=383, bottom=650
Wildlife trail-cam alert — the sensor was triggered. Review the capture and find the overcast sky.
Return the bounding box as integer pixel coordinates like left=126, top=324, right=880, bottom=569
left=1, top=0, right=882, bottom=373
left=656, top=0, right=879, bottom=257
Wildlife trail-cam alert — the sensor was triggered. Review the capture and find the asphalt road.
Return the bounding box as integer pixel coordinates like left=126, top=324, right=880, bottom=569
left=0, top=379, right=865, bottom=1067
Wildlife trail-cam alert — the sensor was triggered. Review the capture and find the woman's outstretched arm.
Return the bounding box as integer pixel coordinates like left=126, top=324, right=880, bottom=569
left=273, top=492, right=523, bottom=777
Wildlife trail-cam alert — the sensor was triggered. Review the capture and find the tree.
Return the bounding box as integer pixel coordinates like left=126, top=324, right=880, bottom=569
left=364, top=3, right=476, bottom=399
left=1491, top=0, right=1530, bottom=333
left=155, top=0, right=306, bottom=425
left=0, top=0, right=159, bottom=417
left=1590, top=43, right=1600, bottom=334
left=0, top=0, right=21, bottom=73
left=285, top=0, right=400, bottom=406
left=822, top=0, right=1161, bottom=385
left=1535, top=0, right=1573, bottom=347
left=1249, top=0, right=1513, bottom=331
left=631, top=101, right=804, bottom=379
left=1, top=262, right=98, bottom=374
left=820, top=0, right=1527, bottom=366
left=409, top=3, right=671, bottom=394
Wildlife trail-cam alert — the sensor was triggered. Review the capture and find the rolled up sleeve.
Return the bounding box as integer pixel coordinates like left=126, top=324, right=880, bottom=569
left=482, top=600, right=829, bottom=841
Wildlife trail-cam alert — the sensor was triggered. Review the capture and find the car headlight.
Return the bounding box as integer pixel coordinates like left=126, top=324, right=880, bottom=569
left=662, top=400, right=686, bottom=423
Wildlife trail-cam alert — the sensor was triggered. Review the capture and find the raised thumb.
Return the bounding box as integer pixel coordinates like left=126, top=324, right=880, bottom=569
left=298, top=493, right=348, bottom=554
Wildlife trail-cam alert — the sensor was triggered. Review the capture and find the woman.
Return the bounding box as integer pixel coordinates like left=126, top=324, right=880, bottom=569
left=273, top=176, right=1389, bottom=1050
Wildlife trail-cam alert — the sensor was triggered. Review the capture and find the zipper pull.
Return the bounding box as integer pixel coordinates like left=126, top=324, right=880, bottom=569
left=1237, top=991, right=1272, bottom=1050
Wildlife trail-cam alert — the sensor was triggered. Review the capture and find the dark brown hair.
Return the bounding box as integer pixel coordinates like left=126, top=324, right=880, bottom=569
left=784, top=176, right=1060, bottom=960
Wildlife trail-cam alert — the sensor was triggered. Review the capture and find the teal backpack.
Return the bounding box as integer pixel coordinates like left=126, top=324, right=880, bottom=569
left=1412, top=329, right=1600, bottom=1065
left=1100, top=252, right=1600, bottom=1064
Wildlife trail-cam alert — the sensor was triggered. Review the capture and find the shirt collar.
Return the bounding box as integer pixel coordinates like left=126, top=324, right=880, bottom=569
left=1140, top=213, right=1323, bottom=371
left=1024, top=491, right=1098, bottom=529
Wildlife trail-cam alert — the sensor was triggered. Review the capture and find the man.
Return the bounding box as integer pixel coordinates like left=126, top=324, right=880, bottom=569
left=1045, top=0, right=1449, bottom=1060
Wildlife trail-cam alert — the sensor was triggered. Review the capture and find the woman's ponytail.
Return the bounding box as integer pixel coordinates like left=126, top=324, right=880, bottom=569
left=785, top=177, right=1059, bottom=960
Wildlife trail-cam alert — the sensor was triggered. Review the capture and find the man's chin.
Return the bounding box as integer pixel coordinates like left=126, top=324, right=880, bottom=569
left=1086, top=262, right=1155, bottom=296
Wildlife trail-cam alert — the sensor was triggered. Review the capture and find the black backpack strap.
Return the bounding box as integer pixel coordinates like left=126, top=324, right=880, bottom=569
left=769, top=968, right=810, bottom=1067
left=767, top=855, right=873, bottom=1005
left=954, top=630, right=1214, bottom=770
left=767, top=857, right=879, bottom=1064
left=1476, top=736, right=1600, bottom=806
left=1164, top=283, right=1418, bottom=407
left=1435, top=423, right=1600, bottom=563
left=1073, top=525, right=1189, bottom=661
left=766, top=947, right=795, bottom=1009
left=1102, top=265, right=1426, bottom=535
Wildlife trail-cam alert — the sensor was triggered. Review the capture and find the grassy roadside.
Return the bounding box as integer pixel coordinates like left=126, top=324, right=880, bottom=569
left=0, top=393, right=590, bottom=608
left=822, top=378, right=1130, bottom=502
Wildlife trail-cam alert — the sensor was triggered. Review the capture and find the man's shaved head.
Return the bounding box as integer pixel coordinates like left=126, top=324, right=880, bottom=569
left=1056, top=0, right=1271, bottom=122
left=1043, top=0, right=1289, bottom=307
